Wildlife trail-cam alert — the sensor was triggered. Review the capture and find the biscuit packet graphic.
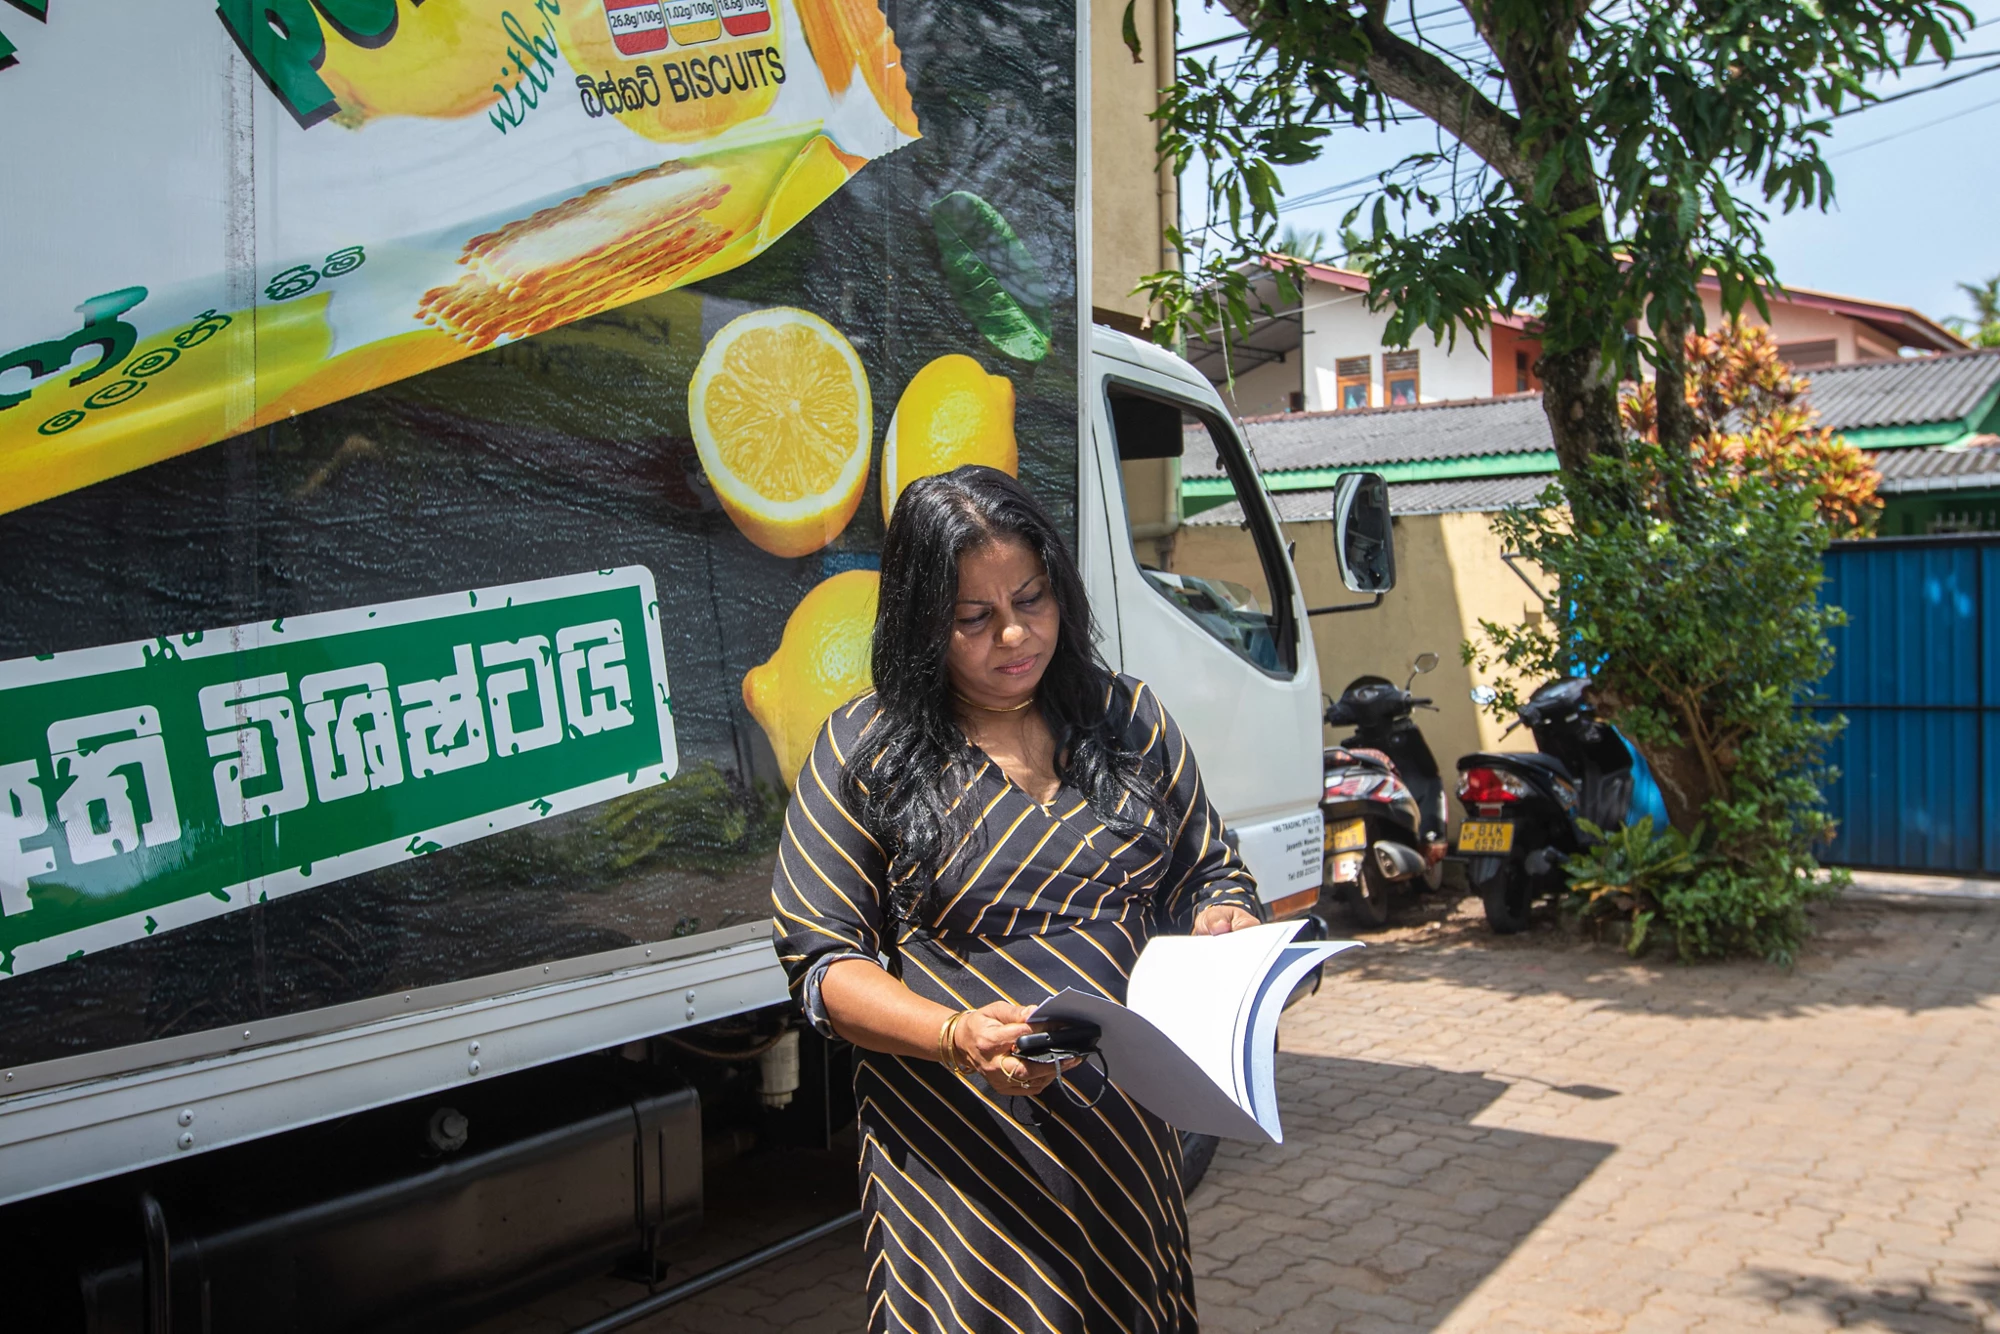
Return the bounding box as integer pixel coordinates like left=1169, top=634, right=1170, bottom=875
left=0, top=0, right=917, bottom=514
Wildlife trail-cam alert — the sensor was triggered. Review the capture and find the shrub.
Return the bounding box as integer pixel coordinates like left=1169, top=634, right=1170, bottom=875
left=1468, top=328, right=1862, bottom=963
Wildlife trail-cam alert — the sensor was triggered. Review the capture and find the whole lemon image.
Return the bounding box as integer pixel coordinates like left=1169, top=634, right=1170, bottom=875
left=880, top=354, right=1016, bottom=522
left=690, top=307, right=872, bottom=558
left=319, top=0, right=503, bottom=124
left=744, top=570, right=879, bottom=785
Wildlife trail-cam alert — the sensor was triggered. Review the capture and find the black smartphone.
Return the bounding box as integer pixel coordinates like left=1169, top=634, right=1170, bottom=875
left=1015, top=1021, right=1102, bottom=1061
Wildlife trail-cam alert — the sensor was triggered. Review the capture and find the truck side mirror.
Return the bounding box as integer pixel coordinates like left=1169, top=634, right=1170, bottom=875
left=1331, top=471, right=1394, bottom=593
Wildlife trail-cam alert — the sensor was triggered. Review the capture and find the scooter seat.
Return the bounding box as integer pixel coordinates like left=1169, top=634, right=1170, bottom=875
left=1325, top=746, right=1396, bottom=773
left=1459, top=750, right=1575, bottom=783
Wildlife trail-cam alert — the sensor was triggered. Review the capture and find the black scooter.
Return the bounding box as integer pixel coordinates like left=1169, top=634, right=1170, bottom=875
left=1319, top=653, right=1449, bottom=927
left=1456, top=676, right=1670, bottom=933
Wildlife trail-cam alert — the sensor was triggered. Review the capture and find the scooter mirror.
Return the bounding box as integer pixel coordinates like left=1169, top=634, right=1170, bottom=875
left=1469, top=685, right=1499, bottom=706
left=1413, top=652, right=1439, bottom=675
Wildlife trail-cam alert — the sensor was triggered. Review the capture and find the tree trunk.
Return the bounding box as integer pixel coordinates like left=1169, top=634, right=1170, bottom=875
left=1594, top=685, right=1716, bottom=834
left=1632, top=738, right=1714, bottom=832
left=1536, top=344, right=1624, bottom=479
left=1652, top=321, right=1698, bottom=456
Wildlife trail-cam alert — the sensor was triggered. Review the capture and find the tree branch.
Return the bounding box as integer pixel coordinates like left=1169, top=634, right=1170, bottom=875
left=1214, top=0, right=1534, bottom=189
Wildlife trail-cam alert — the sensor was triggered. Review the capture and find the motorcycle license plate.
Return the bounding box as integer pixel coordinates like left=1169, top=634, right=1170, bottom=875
left=1459, top=821, right=1514, bottom=854
left=1327, top=818, right=1368, bottom=852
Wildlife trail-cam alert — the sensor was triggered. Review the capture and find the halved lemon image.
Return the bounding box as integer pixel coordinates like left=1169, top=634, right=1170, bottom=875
left=880, top=354, right=1016, bottom=522
left=690, top=307, right=872, bottom=558
left=744, top=569, right=879, bottom=785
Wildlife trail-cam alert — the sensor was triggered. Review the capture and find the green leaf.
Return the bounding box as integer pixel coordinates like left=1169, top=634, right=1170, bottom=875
left=929, top=191, right=1052, bottom=363
left=1121, top=0, right=1142, bottom=62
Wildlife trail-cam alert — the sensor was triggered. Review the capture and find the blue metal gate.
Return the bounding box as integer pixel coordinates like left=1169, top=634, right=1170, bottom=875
left=1820, top=535, right=1999, bottom=874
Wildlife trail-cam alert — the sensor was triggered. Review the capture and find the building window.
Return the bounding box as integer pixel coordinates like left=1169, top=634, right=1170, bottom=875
left=1287, top=390, right=1305, bottom=413
left=1515, top=350, right=1530, bottom=393
left=1385, top=350, right=1420, bottom=405
left=1336, top=355, right=1371, bottom=410
left=1777, top=339, right=1838, bottom=368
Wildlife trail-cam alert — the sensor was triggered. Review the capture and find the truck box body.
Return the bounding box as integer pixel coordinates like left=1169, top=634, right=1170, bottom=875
left=0, top=0, right=1325, bottom=1256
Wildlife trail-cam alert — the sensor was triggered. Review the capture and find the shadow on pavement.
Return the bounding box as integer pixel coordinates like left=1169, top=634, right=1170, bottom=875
left=1336, top=894, right=2000, bottom=1020
left=1188, top=1054, right=1614, bottom=1332
left=1743, top=1266, right=1999, bottom=1332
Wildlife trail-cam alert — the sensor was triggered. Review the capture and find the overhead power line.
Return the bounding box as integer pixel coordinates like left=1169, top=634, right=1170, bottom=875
left=1834, top=57, right=2000, bottom=115
left=1832, top=89, right=2000, bottom=155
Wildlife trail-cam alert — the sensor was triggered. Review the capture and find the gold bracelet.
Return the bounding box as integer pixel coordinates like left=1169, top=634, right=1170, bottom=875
left=937, top=1009, right=972, bottom=1073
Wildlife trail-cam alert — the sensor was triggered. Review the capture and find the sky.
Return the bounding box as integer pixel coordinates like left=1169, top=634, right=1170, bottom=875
left=1172, top=1, right=2000, bottom=329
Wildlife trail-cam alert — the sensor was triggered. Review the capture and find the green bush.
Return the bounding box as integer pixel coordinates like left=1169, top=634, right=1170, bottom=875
left=1469, top=443, right=1848, bottom=964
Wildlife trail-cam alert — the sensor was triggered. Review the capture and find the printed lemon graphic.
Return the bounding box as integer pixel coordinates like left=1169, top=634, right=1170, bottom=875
left=319, top=0, right=503, bottom=124
left=744, top=569, right=879, bottom=785
left=690, top=307, right=872, bottom=558
left=880, top=355, right=1016, bottom=522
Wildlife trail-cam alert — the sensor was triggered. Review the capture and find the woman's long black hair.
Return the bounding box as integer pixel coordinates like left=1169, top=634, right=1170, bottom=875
left=858, top=465, right=1177, bottom=920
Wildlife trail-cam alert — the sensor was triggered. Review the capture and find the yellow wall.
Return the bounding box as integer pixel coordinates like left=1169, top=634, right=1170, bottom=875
left=1172, top=510, right=1547, bottom=810
left=1090, top=0, right=1174, bottom=324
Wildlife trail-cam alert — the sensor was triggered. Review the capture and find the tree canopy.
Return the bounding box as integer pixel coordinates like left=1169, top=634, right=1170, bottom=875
left=1140, top=0, right=1972, bottom=482
left=1949, top=274, right=2000, bottom=347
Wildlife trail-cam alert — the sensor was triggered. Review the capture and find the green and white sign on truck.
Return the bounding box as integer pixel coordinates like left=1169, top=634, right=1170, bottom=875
left=0, top=569, right=675, bottom=978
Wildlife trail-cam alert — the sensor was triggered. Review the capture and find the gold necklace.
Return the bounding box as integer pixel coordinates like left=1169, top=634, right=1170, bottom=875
left=953, top=691, right=1037, bottom=714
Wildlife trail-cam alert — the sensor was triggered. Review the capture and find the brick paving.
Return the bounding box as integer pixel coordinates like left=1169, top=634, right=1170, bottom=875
left=491, top=891, right=2000, bottom=1332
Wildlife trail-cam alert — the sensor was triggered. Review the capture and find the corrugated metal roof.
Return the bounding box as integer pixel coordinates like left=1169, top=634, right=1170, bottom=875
left=1802, top=350, right=2000, bottom=432
left=1183, top=440, right=2000, bottom=522
left=1184, top=393, right=1552, bottom=478
left=1874, top=437, right=2000, bottom=494
left=1186, top=473, right=1557, bottom=526
left=1179, top=352, right=2000, bottom=482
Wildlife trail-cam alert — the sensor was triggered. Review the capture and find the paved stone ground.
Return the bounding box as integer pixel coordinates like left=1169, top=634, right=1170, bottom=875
left=487, top=890, right=2000, bottom=1332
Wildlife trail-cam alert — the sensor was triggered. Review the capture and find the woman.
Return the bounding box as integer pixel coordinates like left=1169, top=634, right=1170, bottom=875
left=772, top=465, right=1262, bottom=1333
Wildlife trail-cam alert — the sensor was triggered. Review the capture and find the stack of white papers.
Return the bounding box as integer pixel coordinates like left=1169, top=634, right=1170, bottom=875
left=1035, top=920, right=1359, bottom=1143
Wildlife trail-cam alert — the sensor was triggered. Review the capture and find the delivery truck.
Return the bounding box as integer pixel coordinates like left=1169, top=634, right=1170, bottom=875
left=0, top=0, right=1392, bottom=1327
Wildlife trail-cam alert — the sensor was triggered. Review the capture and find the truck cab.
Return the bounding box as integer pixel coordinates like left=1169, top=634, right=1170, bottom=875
left=1084, top=327, right=1326, bottom=918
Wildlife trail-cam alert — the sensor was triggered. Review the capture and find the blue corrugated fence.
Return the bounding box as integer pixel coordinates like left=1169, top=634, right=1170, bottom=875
left=1819, top=535, right=1998, bottom=873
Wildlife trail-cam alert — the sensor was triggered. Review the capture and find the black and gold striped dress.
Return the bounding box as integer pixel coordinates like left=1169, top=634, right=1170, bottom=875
left=772, top=674, right=1260, bottom=1334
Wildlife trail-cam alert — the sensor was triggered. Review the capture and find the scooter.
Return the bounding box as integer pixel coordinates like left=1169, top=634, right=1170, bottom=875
left=1319, top=653, right=1450, bottom=927
left=1456, top=676, right=1671, bottom=934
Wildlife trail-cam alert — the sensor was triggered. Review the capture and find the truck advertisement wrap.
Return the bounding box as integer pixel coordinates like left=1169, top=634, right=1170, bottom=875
left=0, top=0, right=1077, bottom=1071
left=0, top=0, right=916, bottom=515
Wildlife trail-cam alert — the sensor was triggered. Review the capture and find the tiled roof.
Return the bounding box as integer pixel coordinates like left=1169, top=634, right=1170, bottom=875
left=1873, top=437, right=2000, bottom=493
left=1186, top=473, right=1557, bottom=526
left=1184, top=393, right=1552, bottom=478
left=1801, top=350, right=2000, bottom=432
